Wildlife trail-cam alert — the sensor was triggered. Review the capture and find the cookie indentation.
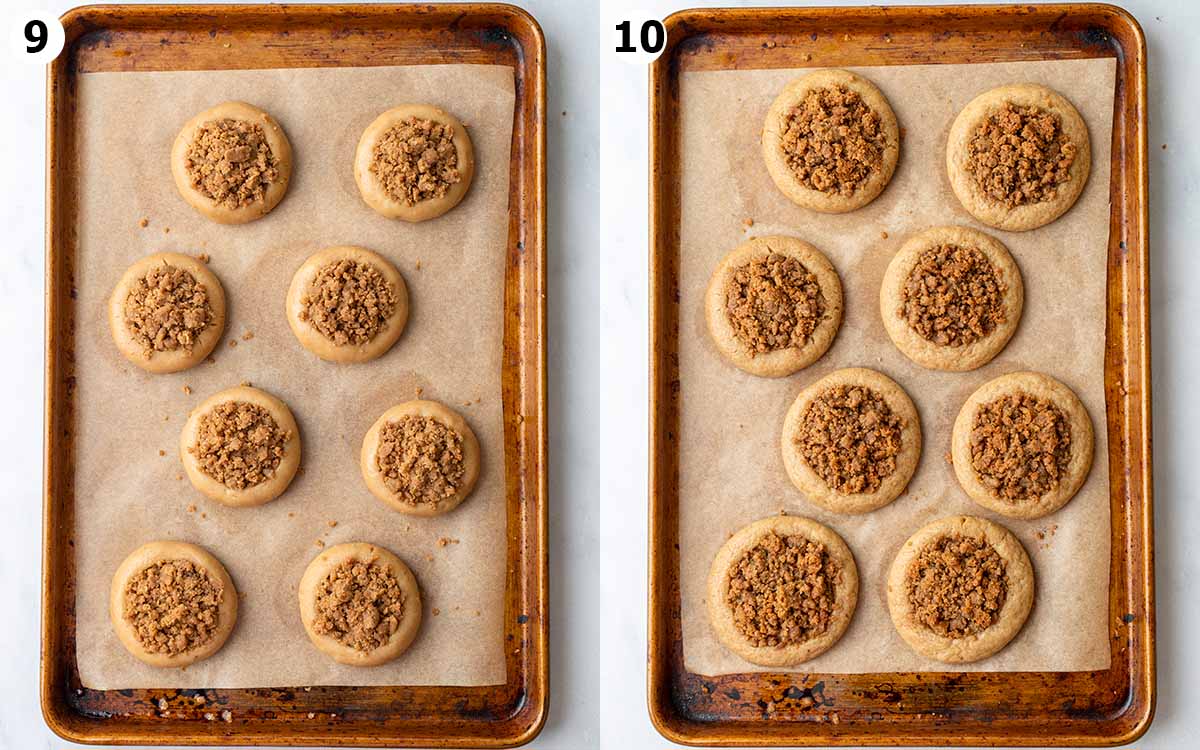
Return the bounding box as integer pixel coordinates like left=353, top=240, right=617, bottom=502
left=726, top=532, right=840, bottom=647
left=725, top=253, right=827, bottom=355
left=123, top=559, right=223, bottom=656
left=905, top=534, right=1008, bottom=639
left=370, top=117, right=461, bottom=206
left=900, top=244, right=1007, bottom=347
left=312, top=560, right=406, bottom=653
left=970, top=393, right=1072, bottom=502
left=375, top=416, right=466, bottom=506
left=300, top=259, right=397, bottom=346
left=966, top=102, right=1078, bottom=208
left=185, top=119, right=280, bottom=209
left=190, top=401, right=291, bottom=490
left=123, top=263, right=214, bottom=359
left=780, top=86, right=887, bottom=197
left=795, top=385, right=903, bottom=494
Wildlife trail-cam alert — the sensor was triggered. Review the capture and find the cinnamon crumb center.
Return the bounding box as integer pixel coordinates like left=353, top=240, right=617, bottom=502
left=185, top=118, right=280, bottom=209
left=905, top=534, right=1008, bottom=638
left=725, top=253, right=827, bottom=355
left=780, top=85, right=887, bottom=197
left=900, top=244, right=1007, bottom=347
left=966, top=102, right=1077, bottom=208
left=300, top=259, right=397, bottom=346
left=370, top=117, right=461, bottom=206
left=123, top=263, right=214, bottom=359
left=376, top=415, right=466, bottom=505
left=970, top=393, right=1072, bottom=501
left=191, top=401, right=290, bottom=490
left=123, top=559, right=223, bottom=656
left=312, top=560, right=405, bottom=653
left=795, top=385, right=903, bottom=495
left=726, top=532, right=840, bottom=648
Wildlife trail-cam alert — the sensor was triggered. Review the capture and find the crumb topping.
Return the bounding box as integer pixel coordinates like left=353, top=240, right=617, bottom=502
left=966, top=102, right=1078, bottom=208
left=900, top=244, right=1007, bottom=347
left=905, top=534, right=1008, bottom=638
left=190, top=401, right=290, bottom=490
left=123, top=559, right=223, bottom=655
left=779, top=85, right=888, bottom=196
left=970, top=393, right=1072, bottom=501
left=370, top=117, right=461, bottom=206
left=123, top=263, right=215, bottom=359
left=185, top=118, right=280, bottom=209
left=376, top=415, right=465, bottom=505
left=299, top=259, right=397, bottom=346
left=312, top=559, right=405, bottom=652
left=725, top=532, right=840, bottom=647
left=795, top=385, right=904, bottom=495
left=724, top=253, right=827, bottom=355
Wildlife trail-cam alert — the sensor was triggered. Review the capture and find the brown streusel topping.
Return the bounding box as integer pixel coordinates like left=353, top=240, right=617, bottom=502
left=370, top=117, right=461, bottom=206
left=905, top=534, right=1008, bottom=638
left=190, top=401, right=290, bottom=490
left=312, top=560, right=405, bottom=652
left=725, top=253, right=827, bottom=355
left=123, top=559, right=223, bottom=655
left=299, top=259, right=397, bottom=346
left=966, top=102, right=1078, bottom=208
left=725, top=532, right=840, bottom=647
left=795, top=385, right=903, bottom=494
left=376, top=416, right=465, bottom=505
left=185, top=119, right=280, bottom=209
left=779, top=85, right=887, bottom=197
left=900, top=244, right=1007, bottom=347
left=970, top=393, right=1072, bottom=501
left=123, top=263, right=215, bottom=359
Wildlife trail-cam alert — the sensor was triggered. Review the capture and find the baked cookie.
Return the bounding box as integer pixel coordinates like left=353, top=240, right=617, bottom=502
left=171, top=101, right=292, bottom=224
left=880, top=226, right=1024, bottom=371
left=887, top=515, right=1033, bottom=663
left=298, top=542, right=422, bottom=667
left=109, top=541, right=238, bottom=668
left=707, top=515, right=858, bottom=667
left=354, top=104, right=475, bottom=222
left=360, top=400, right=481, bottom=516
left=286, top=246, right=409, bottom=363
left=180, top=385, right=302, bottom=507
left=705, top=235, right=843, bottom=377
left=946, top=83, right=1090, bottom=231
left=951, top=371, right=1093, bottom=519
left=781, top=368, right=921, bottom=514
left=109, top=252, right=226, bottom=373
left=762, top=69, right=900, bottom=213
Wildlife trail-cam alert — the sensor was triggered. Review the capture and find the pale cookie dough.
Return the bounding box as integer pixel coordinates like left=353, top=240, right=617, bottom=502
left=298, top=542, right=422, bottom=667
left=887, top=515, right=1034, bottom=663
left=285, top=245, right=410, bottom=363
left=171, top=101, right=292, bottom=224
left=781, top=367, right=921, bottom=514
left=354, top=104, right=476, bottom=222
left=880, top=226, right=1024, bottom=372
left=705, top=235, right=843, bottom=377
left=360, top=399, right=481, bottom=516
left=762, top=69, right=900, bottom=213
left=707, top=515, right=858, bottom=667
left=109, top=541, right=238, bottom=669
left=947, top=83, right=1090, bottom=231
left=108, top=252, right=226, bottom=373
left=951, top=371, right=1094, bottom=519
left=180, top=385, right=302, bottom=507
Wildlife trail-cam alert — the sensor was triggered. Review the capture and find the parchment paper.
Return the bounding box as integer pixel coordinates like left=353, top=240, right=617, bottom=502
left=73, top=64, right=515, bottom=689
left=679, top=59, right=1115, bottom=675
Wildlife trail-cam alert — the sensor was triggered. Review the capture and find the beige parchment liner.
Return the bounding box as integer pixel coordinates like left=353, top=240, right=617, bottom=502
left=73, top=64, right=514, bottom=689
left=679, top=58, right=1114, bottom=674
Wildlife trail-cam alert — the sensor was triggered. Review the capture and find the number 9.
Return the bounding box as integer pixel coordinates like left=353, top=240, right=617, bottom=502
left=25, top=19, right=47, bottom=54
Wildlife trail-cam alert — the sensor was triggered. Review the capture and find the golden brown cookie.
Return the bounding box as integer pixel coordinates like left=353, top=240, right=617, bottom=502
left=180, top=385, right=302, bottom=507
left=781, top=367, right=921, bottom=514
left=707, top=515, right=858, bottom=667
left=298, top=542, right=422, bottom=667
left=360, top=399, right=481, bottom=516
left=946, top=83, right=1090, bottom=231
left=171, top=101, right=292, bottom=224
left=705, top=235, right=843, bottom=377
left=108, top=252, right=226, bottom=373
left=951, top=371, right=1093, bottom=519
left=354, top=104, right=475, bottom=222
left=887, top=515, right=1034, bottom=663
left=285, top=245, right=410, bottom=363
left=762, top=69, right=900, bottom=213
left=880, top=226, right=1024, bottom=371
left=109, top=540, right=238, bottom=668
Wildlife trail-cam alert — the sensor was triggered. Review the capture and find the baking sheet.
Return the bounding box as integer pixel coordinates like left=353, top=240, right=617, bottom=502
left=73, top=63, right=514, bottom=689
left=678, top=58, right=1115, bottom=675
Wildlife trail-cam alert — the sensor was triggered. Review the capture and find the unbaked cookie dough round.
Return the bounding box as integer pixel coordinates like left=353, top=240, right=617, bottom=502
left=298, top=542, right=422, bottom=667
left=285, top=245, right=409, bottom=363
left=762, top=69, right=900, bottom=213
left=171, top=101, right=292, bottom=224
left=781, top=367, right=922, bottom=514
left=109, top=540, right=238, bottom=668
left=705, top=235, right=843, bottom=378
left=180, top=385, right=302, bottom=507
left=887, top=515, right=1033, bottom=663
left=707, top=515, right=858, bottom=667
left=354, top=104, right=475, bottom=222
left=360, top=399, right=481, bottom=516
left=946, top=83, right=1090, bottom=231
left=951, top=371, right=1093, bottom=519
left=880, top=225, right=1024, bottom=372
left=109, top=252, right=226, bottom=373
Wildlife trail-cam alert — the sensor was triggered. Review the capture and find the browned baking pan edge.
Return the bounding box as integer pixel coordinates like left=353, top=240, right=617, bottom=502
left=647, top=4, right=1151, bottom=746
left=42, top=4, right=547, bottom=747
